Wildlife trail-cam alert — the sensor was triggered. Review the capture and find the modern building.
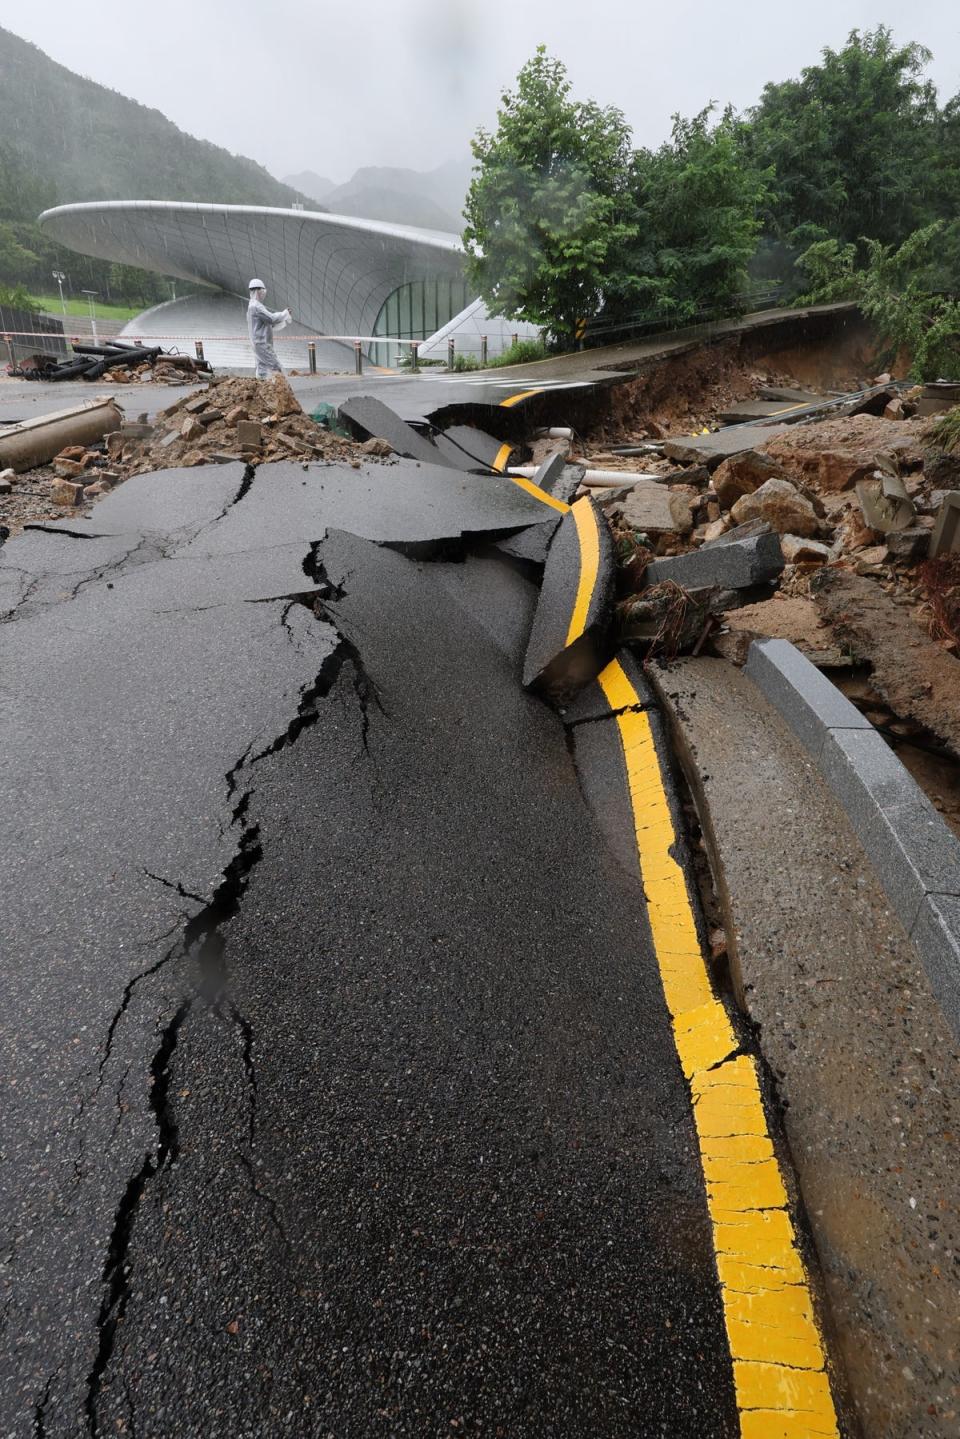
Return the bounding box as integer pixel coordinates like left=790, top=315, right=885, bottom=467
left=38, top=200, right=538, bottom=371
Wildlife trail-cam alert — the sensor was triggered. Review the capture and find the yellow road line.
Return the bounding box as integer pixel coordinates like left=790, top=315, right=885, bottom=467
left=492, top=442, right=512, bottom=473
left=505, top=473, right=570, bottom=514
left=565, top=497, right=601, bottom=647
left=596, top=658, right=840, bottom=1438
left=499, top=388, right=543, bottom=408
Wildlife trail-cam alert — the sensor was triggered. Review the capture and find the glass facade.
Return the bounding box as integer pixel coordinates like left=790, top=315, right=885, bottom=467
left=371, top=277, right=472, bottom=366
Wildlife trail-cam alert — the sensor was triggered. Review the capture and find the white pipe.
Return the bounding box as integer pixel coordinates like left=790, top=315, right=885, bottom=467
left=533, top=427, right=573, bottom=439
left=507, top=464, right=660, bottom=486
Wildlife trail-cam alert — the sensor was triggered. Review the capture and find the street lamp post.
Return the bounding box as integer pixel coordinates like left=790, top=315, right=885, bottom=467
left=52, top=271, right=67, bottom=316
left=81, top=289, right=99, bottom=345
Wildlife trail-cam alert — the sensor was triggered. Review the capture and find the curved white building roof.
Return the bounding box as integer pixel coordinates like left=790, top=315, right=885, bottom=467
left=39, top=200, right=467, bottom=343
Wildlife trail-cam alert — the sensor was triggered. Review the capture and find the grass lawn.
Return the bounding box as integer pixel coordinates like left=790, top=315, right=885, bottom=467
left=31, top=294, right=142, bottom=322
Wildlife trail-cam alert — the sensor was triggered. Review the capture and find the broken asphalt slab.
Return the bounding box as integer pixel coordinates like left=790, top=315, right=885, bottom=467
left=338, top=394, right=462, bottom=469
left=523, top=495, right=615, bottom=694
left=0, top=477, right=741, bottom=1432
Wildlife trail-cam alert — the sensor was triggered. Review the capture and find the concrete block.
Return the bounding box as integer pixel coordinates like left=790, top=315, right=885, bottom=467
left=910, top=894, right=960, bottom=1037
left=618, top=481, right=693, bottom=534
left=645, top=531, right=784, bottom=592
left=745, top=637, right=870, bottom=758
left=820, top=727, right=960, bottom=927
left=930, top=492, right=960, bottom=557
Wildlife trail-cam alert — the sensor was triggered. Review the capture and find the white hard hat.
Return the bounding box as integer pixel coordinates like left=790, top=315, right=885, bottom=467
left=248, top=278, right=265, bottom=290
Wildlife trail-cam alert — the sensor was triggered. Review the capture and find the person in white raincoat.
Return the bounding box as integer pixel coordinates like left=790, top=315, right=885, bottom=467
left=246, top=279, right=292, bottom=378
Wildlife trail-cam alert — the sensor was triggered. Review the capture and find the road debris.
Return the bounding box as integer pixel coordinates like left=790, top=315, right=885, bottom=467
left=12, top=340, right=211, bottom=384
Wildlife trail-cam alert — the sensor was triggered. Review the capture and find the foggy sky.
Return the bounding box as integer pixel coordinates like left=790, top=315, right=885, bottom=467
left=1, top=0, right=958, bottom=184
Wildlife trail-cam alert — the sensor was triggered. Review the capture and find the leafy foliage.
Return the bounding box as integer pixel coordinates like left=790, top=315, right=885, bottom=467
left=745, top=27, right=944, bottom=247
left=0, top=281, right=40, bottom=311
left=463, top=48, right=638, bottom=347
left=620, top=108, right=771, bottom=324
left=926, top=406, right=960, bottom=455
left=464, top=54, right=768, bottom=343
left=797, top=224, right=960, bottom=380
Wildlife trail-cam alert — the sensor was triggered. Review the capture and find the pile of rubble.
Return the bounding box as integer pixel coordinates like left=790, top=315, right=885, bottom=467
left=569, top=375, right=960, bottom=824
left=0, top=376, right=383, bottom=532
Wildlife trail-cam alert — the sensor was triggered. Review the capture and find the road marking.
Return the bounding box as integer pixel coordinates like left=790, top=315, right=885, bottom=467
left=596, top=658, right=840, bottom=1438
left=565, top=497, right=601, bottom=646
left=505, top=473, right=570, bottom=514
left=492, top=442, right=512, bottom=473
left=499, top=388, right=543, bottom=408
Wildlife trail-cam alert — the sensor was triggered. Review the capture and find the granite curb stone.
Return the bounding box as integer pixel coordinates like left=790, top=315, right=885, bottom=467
left=746, top=635, right=960, bottom=1035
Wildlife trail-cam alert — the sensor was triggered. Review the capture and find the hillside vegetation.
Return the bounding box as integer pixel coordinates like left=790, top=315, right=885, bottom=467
left=465, top=29, right=960, bottom=374
left=0, top=27, right=319, bottom=307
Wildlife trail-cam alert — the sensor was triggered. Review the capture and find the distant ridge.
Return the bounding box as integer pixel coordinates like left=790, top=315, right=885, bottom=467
left=282, top=158, right=472, bottom=233
left=0, top=26, right=319, bottom=210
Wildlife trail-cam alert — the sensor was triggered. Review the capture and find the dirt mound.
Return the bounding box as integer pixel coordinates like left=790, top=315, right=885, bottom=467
left=759, top=415, right=928, bottom=485
left=137, top=375, right=360, bottom=472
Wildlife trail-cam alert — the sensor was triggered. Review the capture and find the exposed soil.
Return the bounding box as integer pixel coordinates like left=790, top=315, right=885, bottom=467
left=760, top=414, right=928, bottom=480
left=810, top=568, right=960, bottom=759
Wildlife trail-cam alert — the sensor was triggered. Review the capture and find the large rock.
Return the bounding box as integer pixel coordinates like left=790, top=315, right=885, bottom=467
left=712, top=450, right=790, bottom=509
left=643, top=530, right=784, bottom=591
left=730, top=477, right=821, bottom=538
left=50, top=478, right=85, bottom=506
left=617, top=481, right=693, bottom=534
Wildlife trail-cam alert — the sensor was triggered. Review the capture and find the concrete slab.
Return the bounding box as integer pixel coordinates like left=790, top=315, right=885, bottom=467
left=911, top=893, right=960, bottom=1035
left=617, top=481, right=694, bottom=534
left=645, top=532, right=784, bottom=592
left=523, top=496, right=614, bottom=694
left=662, top=425, right=792, bottom=469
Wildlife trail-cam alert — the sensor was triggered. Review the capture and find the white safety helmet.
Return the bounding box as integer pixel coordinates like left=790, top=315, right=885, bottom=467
left=248, top=278, right=266, bottom=291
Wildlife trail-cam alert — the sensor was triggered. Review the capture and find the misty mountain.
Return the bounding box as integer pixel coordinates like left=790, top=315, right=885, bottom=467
left=0, top=27, right=317, bottom=211
left=283, top=158, right=473, bottom=234
left=284, top=171, right=337, bottom=204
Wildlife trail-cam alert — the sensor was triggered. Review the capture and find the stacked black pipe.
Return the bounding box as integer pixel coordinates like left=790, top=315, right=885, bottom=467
left=14, top=339, right=211, bottom=381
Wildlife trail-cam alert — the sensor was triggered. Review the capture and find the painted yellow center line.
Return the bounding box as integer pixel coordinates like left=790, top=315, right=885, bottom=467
left=491, top=442, right=512, bottom=473
left=505, top=473, right=570, bottom=514
left=565, top=497, right=600, bottom=647
left=596, top=658, right=840, bottom=1438
left=499, top=388, right=543, bottom=408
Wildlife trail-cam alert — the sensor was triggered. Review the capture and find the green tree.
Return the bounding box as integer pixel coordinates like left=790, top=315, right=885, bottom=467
left=745, top=27, right=942, bottom=247
left=462, top=47, right=638, bottom=347
left=796, top=223, right=960, bottom=380
left=621, top=108, right=771, bottom=324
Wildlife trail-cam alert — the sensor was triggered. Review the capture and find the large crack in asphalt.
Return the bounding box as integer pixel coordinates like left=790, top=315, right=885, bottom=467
left=82, top=542, right=377, bottom=1435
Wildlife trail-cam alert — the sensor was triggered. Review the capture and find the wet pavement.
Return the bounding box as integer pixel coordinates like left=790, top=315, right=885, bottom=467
left=0, top=458, right=745, bottom=1436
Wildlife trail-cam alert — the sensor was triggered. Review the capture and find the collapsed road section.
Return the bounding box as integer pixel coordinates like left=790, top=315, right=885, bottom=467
left=3, top=306, right=959, bottom=1436
left=1, top=433, right=846, bottom=1436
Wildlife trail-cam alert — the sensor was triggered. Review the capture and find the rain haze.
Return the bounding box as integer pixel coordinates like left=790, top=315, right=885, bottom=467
left=0, top=0, right=958, bottom=192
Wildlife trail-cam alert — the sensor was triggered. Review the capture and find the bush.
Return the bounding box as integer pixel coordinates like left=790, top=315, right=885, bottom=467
left=489, top=338, right=547, bottom=367
left=0, top=282, right=40, bottom=312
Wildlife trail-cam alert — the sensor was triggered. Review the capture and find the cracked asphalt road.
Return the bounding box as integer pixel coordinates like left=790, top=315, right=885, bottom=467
left=1, top=458, right=738, bottom=1436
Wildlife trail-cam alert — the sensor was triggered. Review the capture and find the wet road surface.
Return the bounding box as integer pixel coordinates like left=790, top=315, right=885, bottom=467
left=1, top=455, right=785, bottom=1435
